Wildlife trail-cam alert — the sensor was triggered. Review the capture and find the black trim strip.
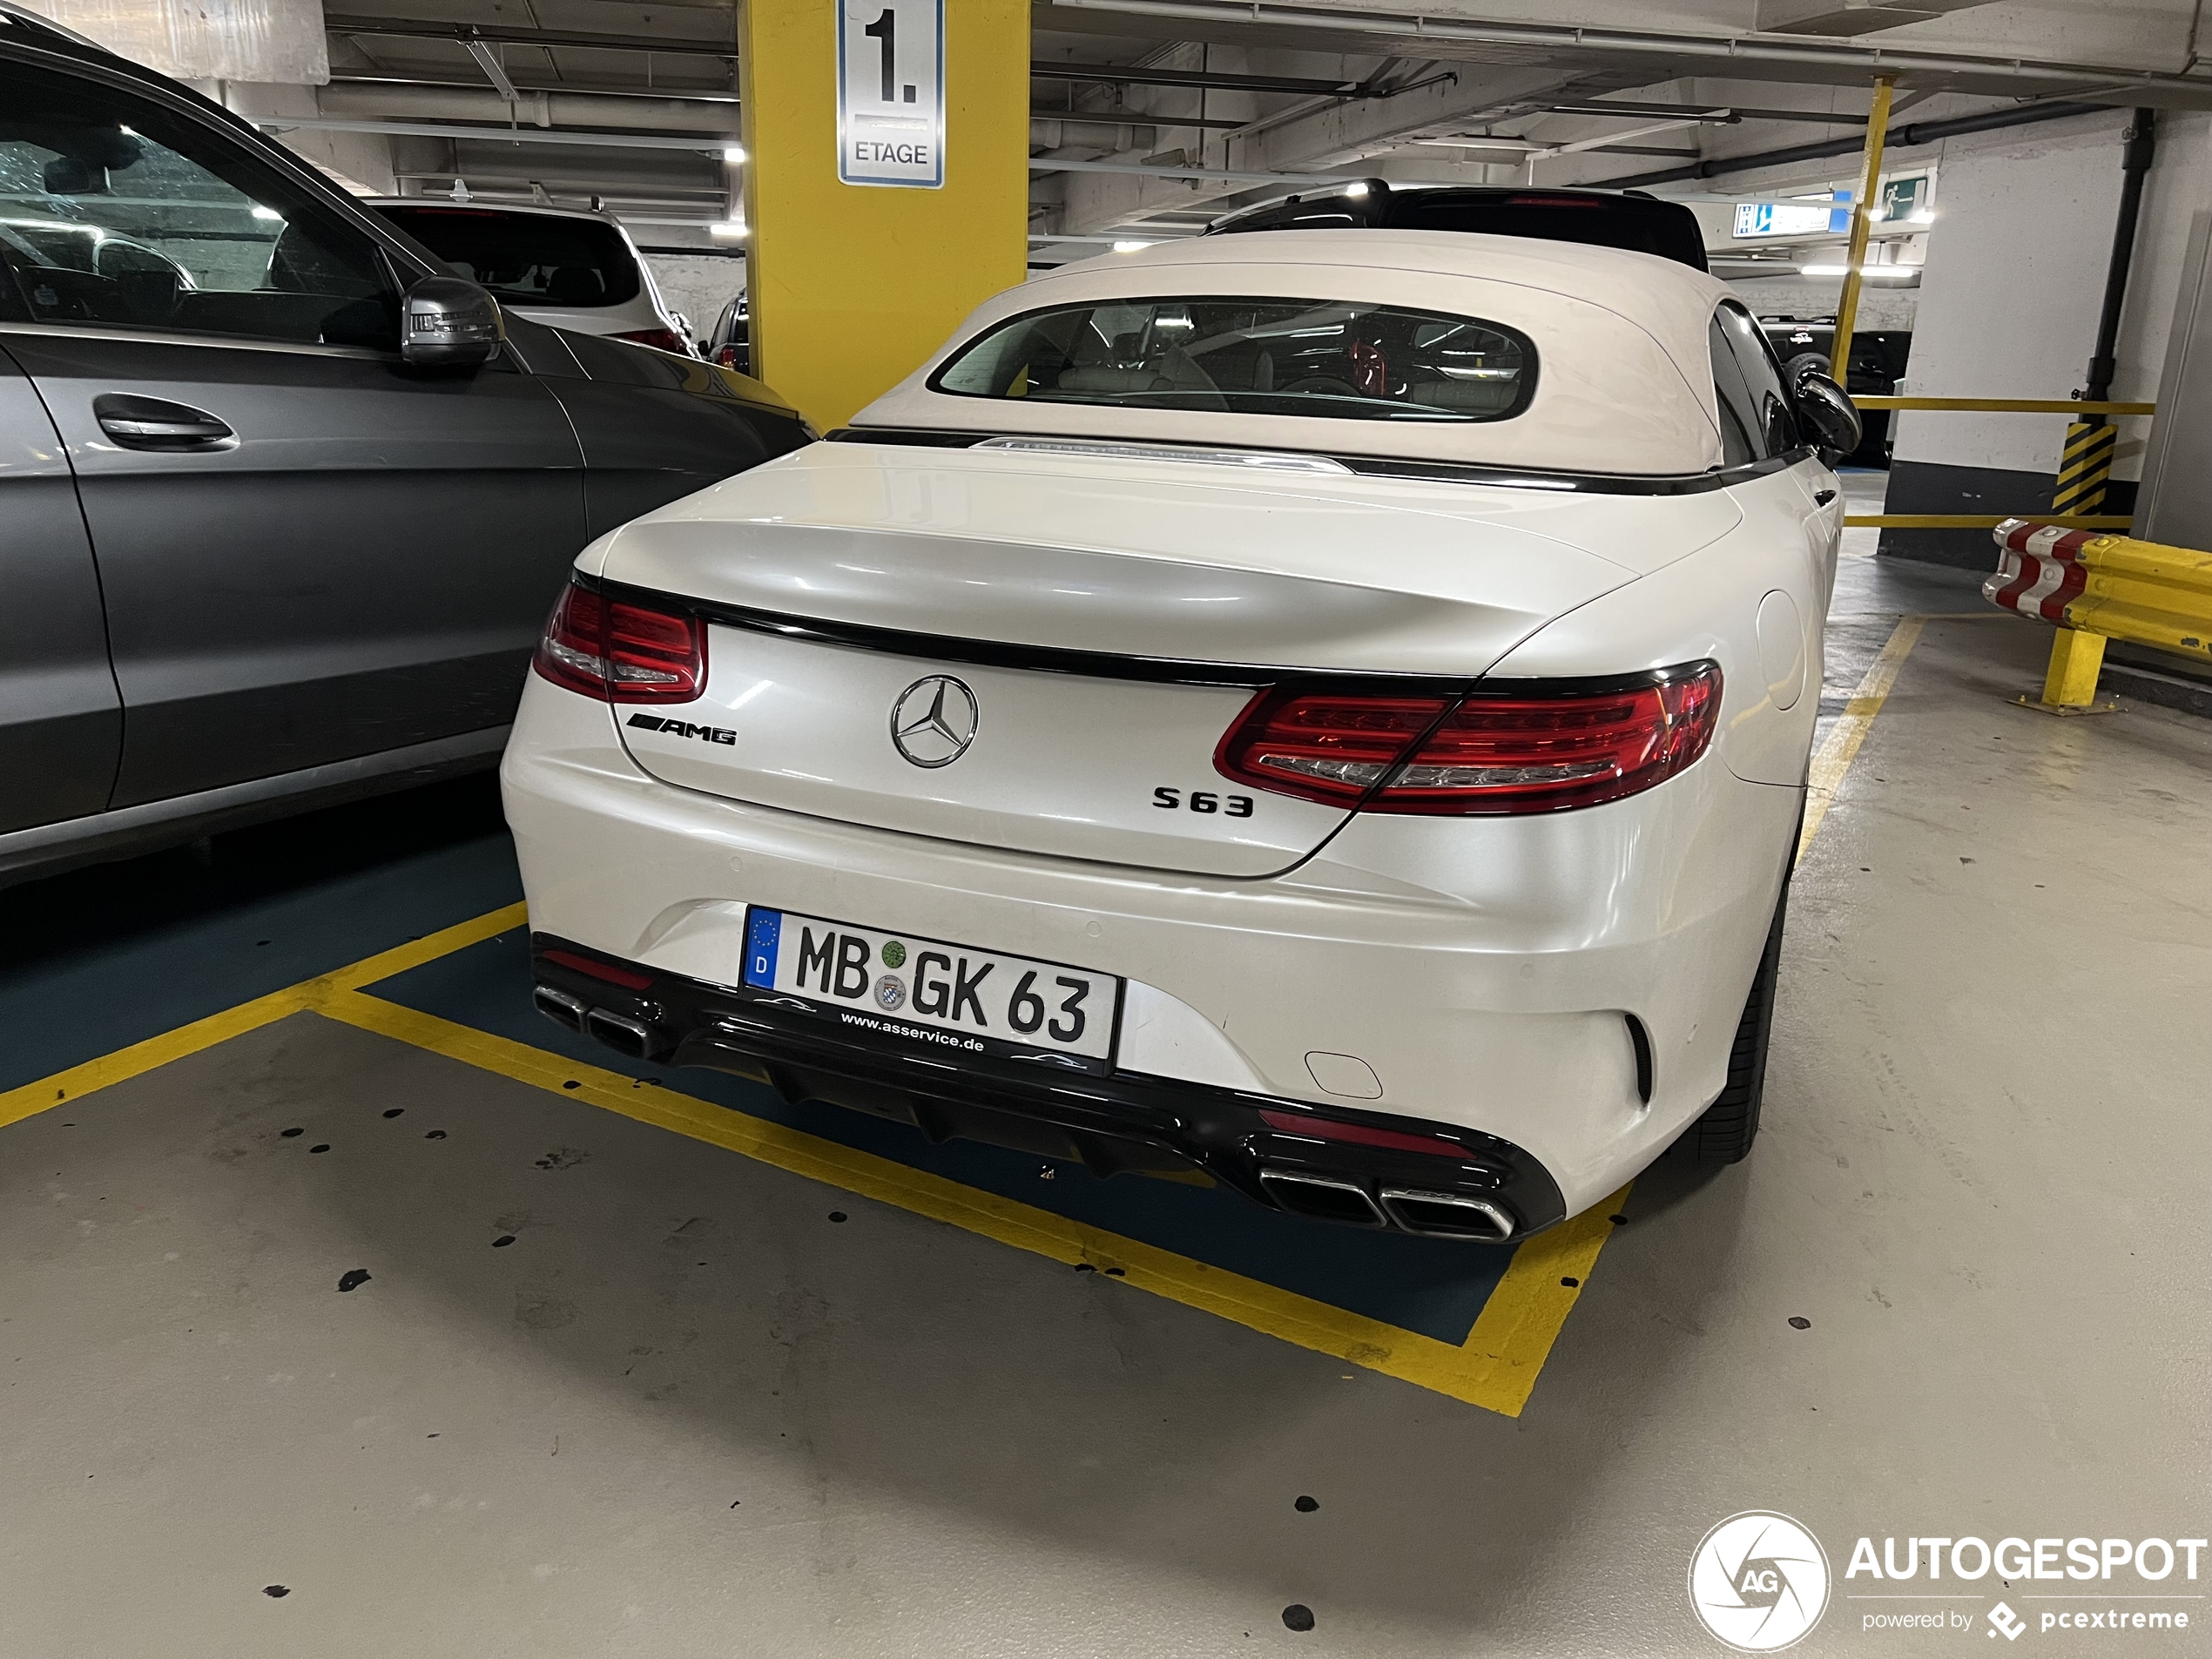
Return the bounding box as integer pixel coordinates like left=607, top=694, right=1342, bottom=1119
left=587, top=570, right=1712, bottom=697
left=825, top=426, right=1813, bottom=496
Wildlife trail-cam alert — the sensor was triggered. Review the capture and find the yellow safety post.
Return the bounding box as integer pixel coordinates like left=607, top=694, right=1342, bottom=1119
left=1830, top=76, right=1894, bottom=383
left=740, top=0, right=1029, bottom=428
left=2040, top=627, right=2108, bottom=708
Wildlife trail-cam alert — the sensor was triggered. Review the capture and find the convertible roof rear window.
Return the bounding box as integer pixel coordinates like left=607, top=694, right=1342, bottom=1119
left=930, top=296, right=1535, bottom=423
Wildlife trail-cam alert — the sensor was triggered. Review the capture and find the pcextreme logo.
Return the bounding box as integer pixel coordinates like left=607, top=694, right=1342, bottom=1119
left=1690, top=1511, right=1833, bottom=1652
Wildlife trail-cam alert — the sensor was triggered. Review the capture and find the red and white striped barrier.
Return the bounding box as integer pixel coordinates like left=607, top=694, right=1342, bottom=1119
left=1985, top=519, right=2094, bottom=623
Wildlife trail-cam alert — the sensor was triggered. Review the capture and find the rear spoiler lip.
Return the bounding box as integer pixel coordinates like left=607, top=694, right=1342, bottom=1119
left=824, top=424, right=1805, bottom=497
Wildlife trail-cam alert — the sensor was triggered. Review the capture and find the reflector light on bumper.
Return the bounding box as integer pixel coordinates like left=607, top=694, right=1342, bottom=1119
left=1215, top=662, right=1721, bottom=814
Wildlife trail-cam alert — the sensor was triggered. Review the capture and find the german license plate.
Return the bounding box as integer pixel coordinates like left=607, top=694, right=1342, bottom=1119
left=741, top=908, right=1120, bottom=1066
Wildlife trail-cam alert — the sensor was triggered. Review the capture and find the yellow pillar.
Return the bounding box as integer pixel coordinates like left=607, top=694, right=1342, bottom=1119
left=1830, top=76, right=1893, bottom=383
left=2041, top=626, right=2107, bottom=707
left=740, top=0, right=1030, bottom=429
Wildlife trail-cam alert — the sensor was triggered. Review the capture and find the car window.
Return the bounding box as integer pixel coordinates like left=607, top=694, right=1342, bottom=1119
left=371, top=206, right=643, bottom=309
left=0, top=61, right=395, bottom=348
left=1710, top=301, right=1800, bottom=464
left=932, top=296, right=1535, bottom=423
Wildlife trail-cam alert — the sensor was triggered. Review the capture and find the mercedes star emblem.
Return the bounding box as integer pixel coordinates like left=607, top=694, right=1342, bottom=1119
left=889, top=675, right=980, bottom=768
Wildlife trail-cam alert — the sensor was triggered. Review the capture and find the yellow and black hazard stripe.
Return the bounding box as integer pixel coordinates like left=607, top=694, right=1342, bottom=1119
left=2054, top=419, right=2119, bottom=515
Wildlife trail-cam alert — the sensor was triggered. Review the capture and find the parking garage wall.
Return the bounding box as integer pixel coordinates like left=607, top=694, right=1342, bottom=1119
left=1883, top=108, right=2212, bottom=566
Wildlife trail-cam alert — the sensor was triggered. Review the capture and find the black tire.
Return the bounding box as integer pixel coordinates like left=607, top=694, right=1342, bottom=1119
left=1690, top=881, right=1790, bottom=1163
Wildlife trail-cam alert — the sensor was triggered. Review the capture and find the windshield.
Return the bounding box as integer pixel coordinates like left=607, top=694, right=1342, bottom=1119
left=932, top=296, right=1534, bottom=422
left=372, top=206, right=642, bottom=308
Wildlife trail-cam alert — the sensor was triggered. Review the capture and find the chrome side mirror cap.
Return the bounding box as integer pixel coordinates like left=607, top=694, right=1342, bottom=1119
left=1793, top=370, right=1862, bottom=457
left=401, top=276, right=502, bottom=368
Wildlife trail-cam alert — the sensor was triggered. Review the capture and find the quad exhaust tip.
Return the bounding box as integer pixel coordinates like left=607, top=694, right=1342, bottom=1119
left=533, top=985, right=587, bottom=1032
left=1259, top=1167, right=1517, bottom=1241
left=1258, top=1168, right=1386, bottom=1228
left=583, top=1008, right=655, bottom=1060
left=1379, top=1187, right=1514, bottom=1242
left=535, top=984, right=658, bottom=1061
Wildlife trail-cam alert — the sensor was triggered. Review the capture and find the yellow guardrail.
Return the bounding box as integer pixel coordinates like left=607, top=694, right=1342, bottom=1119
left=1843, top=395, right=2157, bottom=531
left=1847, top=513, right=2133, bottom=529
left=1852, top=396, right=2155, bottom=415
left=1986, top=522, right=2212, bottom=710
left=2067, top=535, right=2212, bottom=657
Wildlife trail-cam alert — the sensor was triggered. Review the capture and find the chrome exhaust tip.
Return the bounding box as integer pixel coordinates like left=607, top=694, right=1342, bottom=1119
left=532, top=985, right=587, bottom=1032
left=583, top=1008, right=655, bottom=1061
left=1379, top=1188, right=1515, bottom=1242
left=1258, top=1167, right=1387, bottom=1228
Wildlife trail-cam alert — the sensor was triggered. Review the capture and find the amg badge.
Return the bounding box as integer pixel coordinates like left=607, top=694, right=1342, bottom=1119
left=626, top=712, right=736, bottom=745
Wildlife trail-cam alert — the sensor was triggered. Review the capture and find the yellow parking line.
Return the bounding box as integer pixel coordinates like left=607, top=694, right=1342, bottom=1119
left=324, top=986, right=1627, bottom=1416
left=1798, top=614, right=1925, bottom=866
left=3, top=611, right=1932, bottom=1413
left=0, top=903, right=527, bottom=1131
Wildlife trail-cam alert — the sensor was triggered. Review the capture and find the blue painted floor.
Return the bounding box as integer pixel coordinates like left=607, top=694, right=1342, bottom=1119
left=4, top=773, right=1514, bottom=1346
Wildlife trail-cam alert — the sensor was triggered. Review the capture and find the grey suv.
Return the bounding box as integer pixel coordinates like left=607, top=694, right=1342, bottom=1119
left=0, top=8, right=810, bottom=884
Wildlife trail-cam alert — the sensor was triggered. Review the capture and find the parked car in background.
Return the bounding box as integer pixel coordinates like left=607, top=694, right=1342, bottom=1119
left=365, top=199, right=698, bottom=357
left=1208, top=179, right=1710, bottom=271
left=701, top=294, right=750, bottom=375
left=505, top=233, right=1859, bottom=1244
left=1760, top=316, right=1912, bottom=466
left=0, top=7, right=811, bottom=884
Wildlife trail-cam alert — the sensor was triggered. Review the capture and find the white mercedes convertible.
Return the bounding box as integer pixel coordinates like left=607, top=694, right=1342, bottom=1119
left=502, top=232, right=1856, bottom=1243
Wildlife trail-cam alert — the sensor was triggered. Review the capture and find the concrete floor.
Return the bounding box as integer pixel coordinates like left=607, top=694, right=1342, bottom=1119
left=5, top=526, right=2209, bottom=1656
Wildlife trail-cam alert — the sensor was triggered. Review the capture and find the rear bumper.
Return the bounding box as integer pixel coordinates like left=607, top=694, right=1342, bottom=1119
left=502, top=674, right=1801, bottom=1218
left=530, top=933, right=1567, bottom=1240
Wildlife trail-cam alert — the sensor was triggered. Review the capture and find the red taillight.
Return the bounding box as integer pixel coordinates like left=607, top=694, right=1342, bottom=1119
left=533, top=577, right=705, bottom=704
left=610, top=327, right=692, bottom=355
left=1215, top=664, right=1720, bottom=816
left=1212, top=689, right=1452, bottom=807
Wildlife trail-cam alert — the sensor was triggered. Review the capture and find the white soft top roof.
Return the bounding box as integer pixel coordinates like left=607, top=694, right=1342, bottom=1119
left=853, top=230, right=1736, bottom=476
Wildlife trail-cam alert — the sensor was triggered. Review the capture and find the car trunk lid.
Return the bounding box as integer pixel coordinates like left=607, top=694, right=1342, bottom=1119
left=592, top=442, right=1737, bottom=877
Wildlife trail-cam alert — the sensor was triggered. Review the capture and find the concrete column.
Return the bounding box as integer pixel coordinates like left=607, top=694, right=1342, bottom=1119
left=740, top=0, right=1028, bottom=428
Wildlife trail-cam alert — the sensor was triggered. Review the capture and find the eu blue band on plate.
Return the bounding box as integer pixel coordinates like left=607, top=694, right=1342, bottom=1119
left=744, top=907, right=781, bottom=988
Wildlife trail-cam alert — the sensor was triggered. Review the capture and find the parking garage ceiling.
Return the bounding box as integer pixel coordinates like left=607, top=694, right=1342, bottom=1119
left=29, top=0, right=2212, bottom=258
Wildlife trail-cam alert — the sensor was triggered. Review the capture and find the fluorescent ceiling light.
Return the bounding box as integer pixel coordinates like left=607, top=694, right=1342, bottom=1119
left=1799, top=263, right=1917, bottom=280
left=1344, top=181, right=1369, bottom=197
left=709, top=219, right=749, bottom=239
left=722, top=145, right=746, bottom=164
left=250, top=205, right=283, bottom=220
left=1111, top=239, right=1153, bottom=253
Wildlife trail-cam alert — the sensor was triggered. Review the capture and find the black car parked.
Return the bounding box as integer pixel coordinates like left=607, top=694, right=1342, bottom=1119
left=1760, top=317, right=1912, bottom=466
left=0, top=5, right=810, bottom=883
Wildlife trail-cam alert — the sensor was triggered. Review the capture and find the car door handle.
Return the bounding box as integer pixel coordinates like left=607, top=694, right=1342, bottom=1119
left=1813, top=489, right=1838, bottom=506
left=93, top=394, right=234, bottom=451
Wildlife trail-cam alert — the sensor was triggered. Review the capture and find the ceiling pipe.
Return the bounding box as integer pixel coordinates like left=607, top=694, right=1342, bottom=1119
left=1033, top=61, right=1372, bottom=96
left=2084, top=108, right=2158, bottom=402
left=1595, top=98, right=2108, bottom=188
left=1049, top=0, right=2212, bottom=98
left=324, top=15, right=735, bottom=59
left=258, top=115, right=737, bottom=153
left=327, top=71, right=738, bottom=106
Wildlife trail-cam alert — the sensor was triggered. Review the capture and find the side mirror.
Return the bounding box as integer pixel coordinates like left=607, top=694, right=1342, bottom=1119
left=1793, top=370, right=1862, bottom=456
left=401, top=275, right=502, bottom=368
